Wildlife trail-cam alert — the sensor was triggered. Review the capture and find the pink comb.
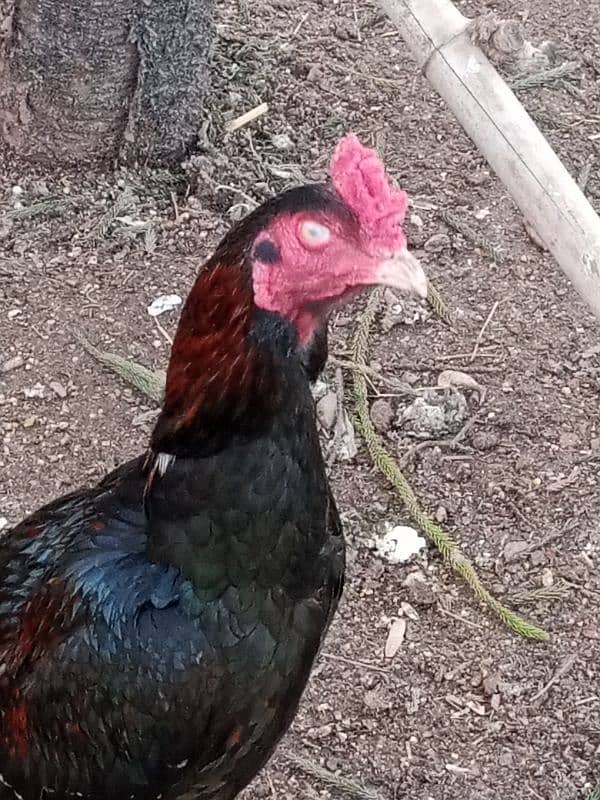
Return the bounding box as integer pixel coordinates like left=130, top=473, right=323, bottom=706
left=330, top=134, right=408, bottom=254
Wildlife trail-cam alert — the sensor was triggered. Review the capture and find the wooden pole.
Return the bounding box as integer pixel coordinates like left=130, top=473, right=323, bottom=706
left=378, top=0, right=600, bottom=321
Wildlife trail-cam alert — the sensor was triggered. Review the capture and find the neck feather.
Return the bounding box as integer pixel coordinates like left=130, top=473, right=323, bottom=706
left=151, top=261, right=282, bottom=456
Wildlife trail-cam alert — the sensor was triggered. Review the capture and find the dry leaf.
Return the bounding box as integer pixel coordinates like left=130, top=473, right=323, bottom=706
left=445, top=764, right=472, bottom=775
left=400, top=601, right=419, bottom=621
left=437, top=369, right=481, bottom=392
left=384, top=618, right=407, bottom=659
left=49, top=380, right=67, bottom=399
left=466, top=700, right=486, bottom=716
left=1, top=355, right=24, bottom=373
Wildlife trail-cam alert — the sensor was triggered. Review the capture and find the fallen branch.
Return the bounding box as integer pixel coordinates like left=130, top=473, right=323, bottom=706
left=83, top=188, right=134, bottom=242
left=426, top=280, right=453, bottom=324
left=6, top=196, right=77, bottom=220
left=508, top=581, right=571, bottom=607
left=285, top=753, right=381, bottom=800
left=510, top=60, right=580, bottom=91
left=351, top=290, right=548, bottom=641
left=378, top=0, right=600, bottom=321
left=439, top=208, right=505, bottom=263
left=75, top=333, right=165, bottom=402
left=578, top=155, right=595, bottom=193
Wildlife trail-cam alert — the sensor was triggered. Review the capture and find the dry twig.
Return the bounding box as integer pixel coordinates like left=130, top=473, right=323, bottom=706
left=320, top=652, right=389, bottom=675
left=530, top=655, right=576, bottom=703
left=225, top=103, right=269, bottom=133
left=470, top=301, right=500, bottom=362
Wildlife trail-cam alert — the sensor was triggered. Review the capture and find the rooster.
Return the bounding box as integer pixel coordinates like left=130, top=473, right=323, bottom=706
left=0, top=135, right=426, bottom=800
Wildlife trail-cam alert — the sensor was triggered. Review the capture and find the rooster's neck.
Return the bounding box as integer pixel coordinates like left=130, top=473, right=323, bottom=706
left=150, top=261, right=298, bottom=457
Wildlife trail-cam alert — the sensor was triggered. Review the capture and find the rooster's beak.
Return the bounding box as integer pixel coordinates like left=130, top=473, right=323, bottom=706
left=373, top=249, right=428, bottom=298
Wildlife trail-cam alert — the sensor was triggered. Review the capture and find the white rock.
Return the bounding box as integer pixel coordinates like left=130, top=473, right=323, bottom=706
left=316, top=391, right=338, bottom=431
left=376, top=525, right=426, bottom=564
left=271, top=133, right=293, bottom=150
left=311, top=379, right=329, bottom=402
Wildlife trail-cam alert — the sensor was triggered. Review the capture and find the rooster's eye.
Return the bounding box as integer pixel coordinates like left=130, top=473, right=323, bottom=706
left=299, top=221, right=330, bottom=248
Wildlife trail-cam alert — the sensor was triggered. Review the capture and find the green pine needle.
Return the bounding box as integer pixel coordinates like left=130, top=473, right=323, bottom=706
left=351, top=288, right=548, bottom=642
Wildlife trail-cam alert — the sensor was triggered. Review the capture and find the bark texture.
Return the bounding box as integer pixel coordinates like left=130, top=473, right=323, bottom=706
left=0, top=0, right=213, bottom=166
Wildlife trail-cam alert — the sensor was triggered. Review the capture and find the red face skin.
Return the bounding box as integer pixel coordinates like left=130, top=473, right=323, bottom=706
left=251, top=208, right=426, bottom=344
left=153, top=198, right=426, bottom=453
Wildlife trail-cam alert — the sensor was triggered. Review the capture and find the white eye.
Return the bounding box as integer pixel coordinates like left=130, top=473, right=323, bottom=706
left=299, top=220, right=330, bottom=248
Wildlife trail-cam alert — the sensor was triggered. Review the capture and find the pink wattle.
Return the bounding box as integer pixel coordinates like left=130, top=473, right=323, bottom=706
left=330, top=134, right=408, bottom=254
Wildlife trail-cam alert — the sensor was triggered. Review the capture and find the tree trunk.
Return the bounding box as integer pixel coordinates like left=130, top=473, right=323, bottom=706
left=0, top=0, right=213, bottom=166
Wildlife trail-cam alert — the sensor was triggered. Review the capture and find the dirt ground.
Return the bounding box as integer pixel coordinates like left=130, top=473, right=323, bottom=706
left=1, top=0, right=599, bottom=798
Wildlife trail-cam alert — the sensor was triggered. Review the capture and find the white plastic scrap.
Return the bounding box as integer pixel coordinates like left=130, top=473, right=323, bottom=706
left=376, top=524, right=426, bottom=564
left=147, top=294, right=182, bottom=317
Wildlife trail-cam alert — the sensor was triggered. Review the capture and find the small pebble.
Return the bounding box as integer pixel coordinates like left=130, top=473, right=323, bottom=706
left=271, top=133, right=293, bottom=150
left=317, top=391, right=338, bottom=431
left=1, top=355, right=24, bottom=373
left=370, top=398, right=394, bottom=434
left=530, top=550, right=546, bottom=567
left=471, top=431, right=499, bottom=450
left=503, top=539, right=529, bottom=562
left=406, top=580, right=436, bottom=607
left=424, top=233, right=451, bottom=253
left=49, top=381, right=68, bottom=399
left=559, top=431, right=578, bottom=448
left=435, top=505, right=448, bottom=523
left=400, top=371, right=420, bottom=386
left=541, top=568, right=554, bottom=587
